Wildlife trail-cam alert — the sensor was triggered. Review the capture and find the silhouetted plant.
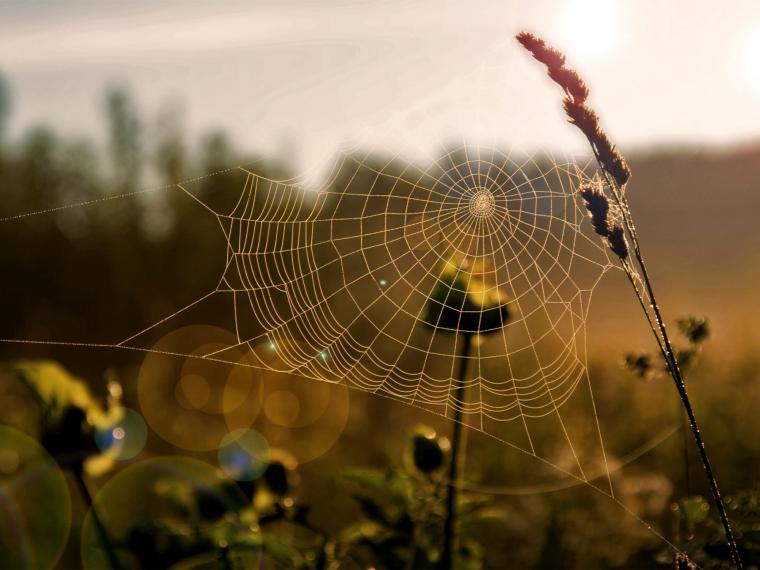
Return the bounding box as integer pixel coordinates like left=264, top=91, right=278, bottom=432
left=340, top=424, right=502, bottom=569
left=517, top=31, right=741, bottom=567
left=667, top=489, right=760, bottom=569
left=423, top=255, right=511, bottom=569
left=11, top=361, right=121, bottom=568
left=624, top=315, right=711, bottom=379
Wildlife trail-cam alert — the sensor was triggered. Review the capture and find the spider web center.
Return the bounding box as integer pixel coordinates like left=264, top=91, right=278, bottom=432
left=468, top=188, right=496, bottom=218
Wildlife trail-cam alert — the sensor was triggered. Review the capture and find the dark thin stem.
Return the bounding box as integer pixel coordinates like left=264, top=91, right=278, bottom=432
left=627, top=215, right=741, bottom=569
left=217, top=544, right=234, bottom=570
left=682, top=409, right=692, bottom=497
left=440, top=332, right=472, bottom=570
left=594, top=151, right=742, bottom=569
left=73, top=467, right=121, bottom=570
left=516, top=29, right=739, bottom=567
left=668, top=360, right=741, bottom=567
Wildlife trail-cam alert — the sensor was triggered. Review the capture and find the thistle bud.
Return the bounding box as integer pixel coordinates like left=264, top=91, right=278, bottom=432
left=263, top=461, right=290, bottom=496
left=424, top=256, right=511, bottom=334
left=674, top=552, right=697, bottom=570
left=410, top=427, right=448, bottom=474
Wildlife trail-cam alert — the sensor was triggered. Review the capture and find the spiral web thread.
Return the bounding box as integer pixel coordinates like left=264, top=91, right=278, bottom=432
left=0, top=144, right=685, bottom=554
left=113, top=143, right=613, bottom=470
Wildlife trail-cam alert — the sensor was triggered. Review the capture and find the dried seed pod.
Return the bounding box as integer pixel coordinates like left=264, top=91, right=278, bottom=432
left=593, top=131, right=632, bottom=187
left=579, top=184, right=610, bottom=237
left=607, top=224, right=629, bottom=259
left=677, top=316, right=710, bottom=345
left=624, top=353, right=653, bottom=378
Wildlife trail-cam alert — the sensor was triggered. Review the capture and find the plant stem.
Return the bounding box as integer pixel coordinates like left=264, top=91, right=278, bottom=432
left=666, top=351, right=741, bottom=568
left=440, top=332, right=472, bottom=570
left=626, top=220, right=741, bottom=569
left=73, top=467, right=122, bottom=570
left=682, top=409, right=692, bottom=497
left=596, top=154, right=742, bottom=569
left=515, top=28, right=740, bottom=567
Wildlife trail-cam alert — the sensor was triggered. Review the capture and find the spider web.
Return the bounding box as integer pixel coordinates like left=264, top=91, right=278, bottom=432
left=112, top=144, right=615, bottom=473
left=0, top=142, right=682, bottom=555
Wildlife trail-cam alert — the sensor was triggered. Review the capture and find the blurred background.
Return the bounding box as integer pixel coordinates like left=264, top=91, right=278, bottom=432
left=1, top=1, right=760, bottom=568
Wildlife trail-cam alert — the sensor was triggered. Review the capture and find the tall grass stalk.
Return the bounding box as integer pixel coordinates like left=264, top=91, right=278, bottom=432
left=516, top=31, right=742, bottom=568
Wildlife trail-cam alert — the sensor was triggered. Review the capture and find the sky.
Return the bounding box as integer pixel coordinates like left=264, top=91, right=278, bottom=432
left=1, top=0, right=760, bottom=172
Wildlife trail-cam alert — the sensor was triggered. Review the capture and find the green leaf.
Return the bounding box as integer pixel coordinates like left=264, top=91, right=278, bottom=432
left=345, top=468, right=413, bottom=511
left=680, top=496, right=710, bottom=531
left=11, top=360, right=101, bottom=423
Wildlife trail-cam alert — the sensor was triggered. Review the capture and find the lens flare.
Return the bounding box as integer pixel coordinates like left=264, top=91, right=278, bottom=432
left=81, top=456, right=254, bottom=569
left=218, top=429, right=270, bottom=482
left=137, top=325, right=263, bottom=451
left=94, top=407, right=148, bottom=460
left=0, top=426, right=71, bottom=569
left=249, top=340, right=350, bottom=464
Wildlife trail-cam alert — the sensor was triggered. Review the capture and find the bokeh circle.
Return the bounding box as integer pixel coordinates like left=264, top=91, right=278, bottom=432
left=81, top=456, right=257, bottom=569
left=95, top=407, right=148, bottom=461
left=218, top=429, right=270, bottom=482
left=0, top=426, right=71, bottom=569
left=137, top=325, right=264, bottom=451
left=249, top=340, right=350, bottom=464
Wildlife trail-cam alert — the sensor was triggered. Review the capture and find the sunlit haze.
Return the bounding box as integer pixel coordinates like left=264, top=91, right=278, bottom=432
left=1, top=0, right=759, bottom=171
left=557, top=0, right=623, bottom=63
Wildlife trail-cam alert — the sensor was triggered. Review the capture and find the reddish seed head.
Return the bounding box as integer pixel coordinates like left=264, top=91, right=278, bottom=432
left=593, top=131, right=632, bottom=187
left=548, top=67, right=589, bottom=103
left=516, top=31, right=566, bottom=71
left=563, top=97, right=601, bottom=140
left=517, top=32, right=632, bottom=189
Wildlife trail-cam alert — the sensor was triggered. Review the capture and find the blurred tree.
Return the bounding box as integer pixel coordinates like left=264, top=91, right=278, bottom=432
left=0, top=72, right=11, bottom=140
left=18, top=126, right=61, bottom=209
left=105, top=85, right=142, bottom=193
left=154, top=101, right=187, bottom=186
left=55, top=139, right=102, bottom=240
left=201, top=130, right=233, bottom=175
left=144, top=101, right=188, bottom=239
left=196, top=129, right=240, bottom=211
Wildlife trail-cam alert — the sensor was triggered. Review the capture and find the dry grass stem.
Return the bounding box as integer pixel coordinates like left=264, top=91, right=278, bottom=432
left=517, top=30, right=742, bottom=569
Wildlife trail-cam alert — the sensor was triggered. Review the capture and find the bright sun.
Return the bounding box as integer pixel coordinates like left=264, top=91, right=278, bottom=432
left=556, top=0, right=620, bottom=63
left=743, top=29, right=760, bottom=94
